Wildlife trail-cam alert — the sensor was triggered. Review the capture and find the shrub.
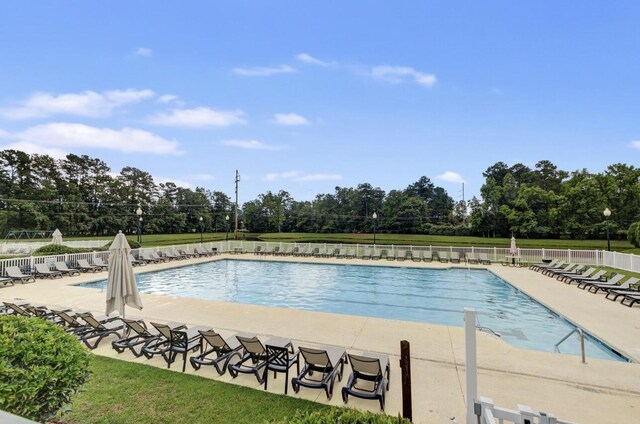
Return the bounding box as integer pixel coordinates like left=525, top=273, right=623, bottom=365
left=0, top=315, right=91, bottom=421
left=272, top=408, right=411, bottom=424
left=32, top=244, right=97, bottom=256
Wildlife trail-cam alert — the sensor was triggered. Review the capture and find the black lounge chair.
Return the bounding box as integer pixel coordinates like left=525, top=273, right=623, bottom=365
left=530, top=259, right=560, bottom=271
left=552, top=265, right=586, bottom=279
left=379, top=250, right=389, bottom=260
left=76, top=259, right=100, bottom=273
left=565, top=270, right=606, bottom=285
left=591, top=277, right=639, bottom=295
left=450, top=252, right=461, bottom=263
left=113, top=319, right=185, bottom=358
left=6, top=264, right=36, bottom=282
left=77, top=312, right=124, bottom=349
left=263, top=342, right=300, bottom=394
left=52, top=309, right=95, bottom=334
left=542, top=262, right=575, bottom=276
left=129, top=254, right=145, bottom=266
left=386, top=250, right=396, bottom=261
left=412, top=251, right=422, bottom=262
left=55, top=261, right=81, bottom=276
left=619, top=293, right=640, bottom=307
left=278, top=246, right=293, bottom=256
left=291, top=346, right=347, bottom=400
left=370, top=249, right=380, bottom=260
left=478, top=253, right=492, bottom=265
left=35, top=263, right=63, bottom=279
left=557, top=266, right=594, bottom=282
left=346, top=248, right=356, bottom=259
left=578, top=273, right=624, bottom=290
left=150, top=322, right=209, bottom=372
left=336, top=248, right=347, bottom=259
left=254, top=246, right=263, bottom=255
left=190, top=330, right=243, bottom=375
left=395, top=250, right=407, bottom=261
left=423, top=251, right=434, bottom=262
left=93, top=257, right=109, bottom=270
left=605, top=285, right=640, bottom=302
left=178, top=248, right=196, bottom=258
left=466, top=253, right=479, bottom=264
left=0, top=276, right=14, bottom=287
left=342, top=352, right=390, bottom=410
left=229, top=335, right=278, bottom=383
left=292, top=246, right=305, bottom=257
left=437, top=251, right=449, bottom=263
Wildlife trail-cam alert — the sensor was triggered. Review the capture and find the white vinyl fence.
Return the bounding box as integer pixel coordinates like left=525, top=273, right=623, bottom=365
left=0, top=240, right=108, bottom=254
left=475, top=397, right=578, bottom=424
left=1, top=239, right=639, bottom=277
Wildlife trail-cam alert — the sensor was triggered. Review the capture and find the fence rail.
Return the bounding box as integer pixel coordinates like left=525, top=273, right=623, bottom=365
left=1, top=239, right=639, bottom=277
left=476, top=397, right=577, bottom=424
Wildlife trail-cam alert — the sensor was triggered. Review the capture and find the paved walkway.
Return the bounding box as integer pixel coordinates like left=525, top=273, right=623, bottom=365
left=2, top=254, right=639, bottom=423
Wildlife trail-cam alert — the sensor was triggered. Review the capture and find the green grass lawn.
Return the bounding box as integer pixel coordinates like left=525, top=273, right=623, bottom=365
left=57, top=355, right=327, bottom=424
left=59, top=232, right=637, bottom=252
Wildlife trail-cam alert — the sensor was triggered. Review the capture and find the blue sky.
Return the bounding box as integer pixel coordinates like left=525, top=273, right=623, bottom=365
left=1, top=1, right=639, bottom=203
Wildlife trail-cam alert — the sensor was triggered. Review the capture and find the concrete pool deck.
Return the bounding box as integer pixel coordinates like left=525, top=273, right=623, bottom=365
left=2, top=254, right=639, bottom=423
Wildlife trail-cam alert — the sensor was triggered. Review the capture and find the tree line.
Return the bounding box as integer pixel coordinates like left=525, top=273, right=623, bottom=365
left=1, top=149, right=639, bottom=239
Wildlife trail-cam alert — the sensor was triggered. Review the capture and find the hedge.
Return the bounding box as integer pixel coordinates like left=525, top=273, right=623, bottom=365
left=0, top=315, right=91, bottom=422
left=272, top=408, right=411, bottom=424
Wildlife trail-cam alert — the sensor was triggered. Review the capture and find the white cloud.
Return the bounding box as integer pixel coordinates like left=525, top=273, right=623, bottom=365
left=221, top=139, right=286, bottom=151
left=0, top=141, right=68, bottom=159
left=436, top=171, right=465, bottom=184
left=0, top=89, right=155, bottom=119
left=273, top=113, right=309, bottom=126
left=155, top=176, right=192, bottom=188
left=158, top=94, right=179, bottom=104
left=148, top=107, right=246, bottom=128
left=264, top=171, right=342, bottom=182
left=630, top=140, right=640, bottom=150
left=371, top=66, right=437, bottom=87
left=6, top=122, right=180, bottom=155
left=296, top=53, right=329, bottom=67
left=233, top=65, right=296, bottom=76
left=135, top=47, right=152, bottom=57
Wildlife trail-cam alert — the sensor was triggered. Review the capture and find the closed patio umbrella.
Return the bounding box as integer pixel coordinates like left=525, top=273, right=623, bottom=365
left=106, top=231, right=142, bottom=318
left=51, top=229, right=63, bottom=245
left=509, top=236, right=518, bottom=255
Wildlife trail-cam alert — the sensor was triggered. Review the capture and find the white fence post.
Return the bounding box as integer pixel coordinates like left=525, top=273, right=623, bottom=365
left=464, top=308, right=477, bottom=424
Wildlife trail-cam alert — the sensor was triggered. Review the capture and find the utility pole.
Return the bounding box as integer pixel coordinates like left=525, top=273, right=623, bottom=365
left=234, top=170, right=240, bottom=240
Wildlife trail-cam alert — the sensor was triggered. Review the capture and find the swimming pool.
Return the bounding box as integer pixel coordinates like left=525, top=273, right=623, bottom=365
left=79, top=259, right=626, bottom=361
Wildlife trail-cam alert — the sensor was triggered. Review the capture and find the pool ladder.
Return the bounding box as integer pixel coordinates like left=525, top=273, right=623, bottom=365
left=554, top=328, right=586, bottom=364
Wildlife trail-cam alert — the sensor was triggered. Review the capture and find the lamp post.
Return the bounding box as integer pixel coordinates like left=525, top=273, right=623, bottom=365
left=136, top=207, right=143, bottom=244
left=603, top=208, right=611, bottom=251
left=372, top=212, right=378, bottom=245
left=199, top=216, right=204, bottom=244
left=225, top=214, right=230, bottom=241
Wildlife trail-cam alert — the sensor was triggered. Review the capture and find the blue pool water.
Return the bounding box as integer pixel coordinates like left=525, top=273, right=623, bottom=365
left=79, top=259, right=626, bottom=361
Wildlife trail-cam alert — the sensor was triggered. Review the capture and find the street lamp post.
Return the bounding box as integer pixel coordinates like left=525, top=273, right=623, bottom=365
left=372, top=212, right=378, bottom=245
left=199, top=216, right=204, bottom=244
left=136, top=207, right=143, bottom=244
left=225, top=214, right=230, bottom=241
left=603, top=208, right=611, bottom=251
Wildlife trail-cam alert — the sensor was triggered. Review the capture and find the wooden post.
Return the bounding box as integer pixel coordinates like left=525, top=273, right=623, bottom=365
left=400, top=340, right=412, bottom=422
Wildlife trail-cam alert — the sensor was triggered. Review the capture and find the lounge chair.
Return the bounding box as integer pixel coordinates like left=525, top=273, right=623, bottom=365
left=76, top=312, right=124, bottom=349
left=6, top=266, right=35, bottom=283
left=395, top=250, right=406, bottom=261
left=35, top=263, right=63, bottom=279
left=279, top=246, right=293, bottom=256
left=54, top=261, right=80, bottom=276
left=52, top=309, right=95, bottom=334
left=3, top=302, right=38, bottom=318
left=336, top=248, right=347, bottom=259
left=262, top=246, right=274, bottom=255
left=113, top=319, right=185, bottom=358
left=478, top=253, right=492, bottom=265
left=423, top=251, right=434, bottom=262
left=149, top=322, right=209, bottom=372
left=466, top=253, right=479, bottom=264
left=346, top=249, right=356, bottom=259
left=537, top=260, right=565, bottom=273
left=565, top=270, right=606, bottom=285
left=178, top=248, right=196, bottom=258
left=326, top=248, right=340, bottom=258
left=606, top=286, right=640, bottom=302
left=77, top=259, right=100, bottom=273
left=552, top=265, right=586, bottom=279
left=152, top=251, right=171, bottom=262
left=291, top=346, right=347, bottom=400
left=450, top=252, right=461, bottom=263
left=93, top=257, right=109, bottom=270
left=129, top=254, right=145, bottom=266
left=193, top=246, right=211, bottom=257
left=292, top=246, right=306, bottom=257
left=578, top=273, right=624, bottom=290
left=190, top=330, right=243, bottom=375
left=543, top=263, right=577, bottom=277
left=530, top=259, right=560, bottom=271
left=140, top=251, right=159, bottom=263
left=360, top=248, right=372, bottom=259
left=438, top=251, right=449, bottom=263
left=370, top=249, right=380, bottom=260
left=263, top=341, right=300, bottom=394
left=342, top=352, right=390, bottom=410
left=590, top=277, right=639, bottom=295
left=0, top=277, right=14, bottom=287
left=412, top=251, right=423, bottom=262
left=254, top=246, right=263, bottom=255
left=557, top=266, right=594, bottom=282
left=229, top=335, right=284, bottom=383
